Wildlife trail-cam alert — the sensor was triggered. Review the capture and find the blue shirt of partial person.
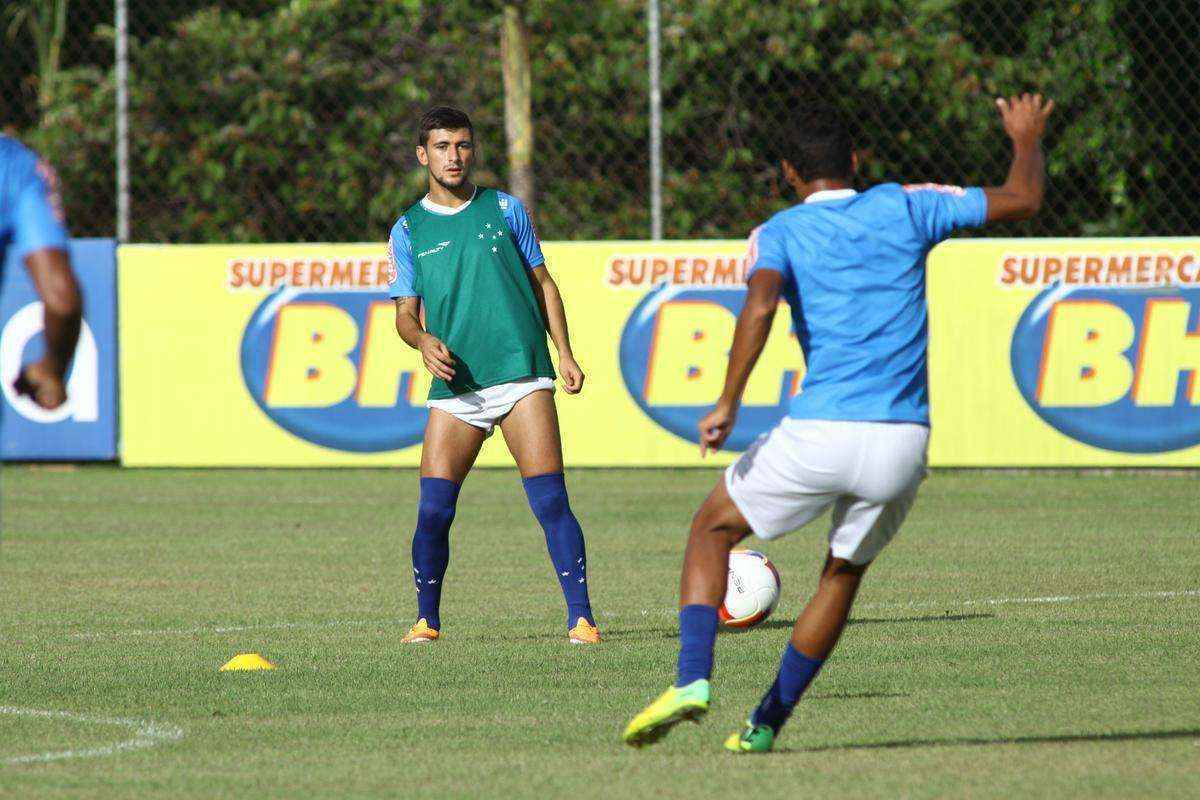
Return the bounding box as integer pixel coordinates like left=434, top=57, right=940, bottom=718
left=747, top=183, right=987, bottom=425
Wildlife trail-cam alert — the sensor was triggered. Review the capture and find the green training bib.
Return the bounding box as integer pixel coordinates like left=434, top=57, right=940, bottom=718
left=404, top=188, right=555, bottom=400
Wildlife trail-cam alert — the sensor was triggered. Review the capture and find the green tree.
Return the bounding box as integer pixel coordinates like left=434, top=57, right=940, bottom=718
left=16, top=0, right=1197, bottom=241
left=659, top=0, right=1143, bottom=237
left=4, top=0, right=71, bottom=110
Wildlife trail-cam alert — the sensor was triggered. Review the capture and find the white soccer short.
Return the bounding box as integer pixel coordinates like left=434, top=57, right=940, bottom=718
left=426, top=376, right=555, bottom=436
left=725, top=418, right=930, bottom=565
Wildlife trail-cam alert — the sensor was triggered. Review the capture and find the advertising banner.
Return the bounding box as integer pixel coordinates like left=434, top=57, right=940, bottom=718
left=118, top=242, right=779, bottom=466
left=928, top=238, right=1200, bottom=466
left=1, top=238, right=118, bottom=460
left=119, top=239, right=1200, bottom=467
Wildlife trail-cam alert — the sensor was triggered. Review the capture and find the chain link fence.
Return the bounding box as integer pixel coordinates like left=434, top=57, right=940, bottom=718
left=2, top=1, right=1196, bottom=243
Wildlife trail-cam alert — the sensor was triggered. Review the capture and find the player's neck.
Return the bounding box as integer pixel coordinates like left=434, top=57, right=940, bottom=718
left=426, top=181, right=476, bottom=209
left=798, top=178, right=854, bottom=201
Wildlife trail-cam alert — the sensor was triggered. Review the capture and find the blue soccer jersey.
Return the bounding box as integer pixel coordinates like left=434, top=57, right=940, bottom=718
left=0, top=136, right=69, bottom=268
left=748, top=183, right=987, bottom=424
left=388, top=188, right=544, bottom=298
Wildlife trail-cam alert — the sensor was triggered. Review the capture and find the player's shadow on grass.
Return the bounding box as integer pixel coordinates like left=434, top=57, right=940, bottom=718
left=848, top=612, right=996, bottom=626
left=638, top=612, right=996, bottom=640
left=806, top=691, right=908, bottom=701
left=747, top=612, right=995, bottom=632
left=782, top=727, right=1200, bottom=754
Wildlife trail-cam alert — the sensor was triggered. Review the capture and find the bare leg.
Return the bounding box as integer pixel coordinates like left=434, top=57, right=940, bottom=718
left=790, top=553, right=868, bottom=659
left=737, top=553, right=871, bottom=738
left=404, top=409, right=486, bottom=637
left=420, top=408, right=487, bottom=480
left=623, top=477, right=761, bottom=745
left=497, top=388, right=563, bottom=476
left=679, top=478, right=753, bottom=607
left=498, top=389, right=595, bottom=632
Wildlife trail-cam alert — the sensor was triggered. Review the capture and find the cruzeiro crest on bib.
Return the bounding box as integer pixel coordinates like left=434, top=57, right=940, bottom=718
left=477, top=221, right=506, bottom=255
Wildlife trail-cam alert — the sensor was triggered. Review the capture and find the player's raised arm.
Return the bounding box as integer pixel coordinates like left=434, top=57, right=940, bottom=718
left=984, top=93, right=1055, bottom=222
left=527, top=265, right=584, bottom=394
left=699, top=268, right=784, bottom=456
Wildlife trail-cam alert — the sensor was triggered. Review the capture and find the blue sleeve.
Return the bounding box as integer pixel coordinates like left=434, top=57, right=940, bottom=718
left=387, top=217, right=417, bottom=298
left=498, top=191, right=544, bottom=270
left=12, top=156, right=69, bottom=261
left=746, top=222, right=790, bottom=280
left=904, top=184, right=987, bottom=245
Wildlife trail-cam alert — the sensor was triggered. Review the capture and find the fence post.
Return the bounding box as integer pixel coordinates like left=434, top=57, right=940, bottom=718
left=502, top=2, right=534, bottom=212
left=115, top=0, right=129, bottom=242
left=647, top=0, right=662, bottom=240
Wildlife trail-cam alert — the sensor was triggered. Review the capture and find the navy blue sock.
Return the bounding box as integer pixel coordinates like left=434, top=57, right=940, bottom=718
left=751, top=644, right=825, bottom=733
left=676, top=604, right=719, bottom=687
left=522, top=472, right=594, bottom=627
left=411, top=477, right=460, bottom=630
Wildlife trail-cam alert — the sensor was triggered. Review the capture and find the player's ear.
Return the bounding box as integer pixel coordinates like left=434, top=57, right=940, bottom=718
left=416, top=146, right=429, bottom=166
left=780, top=159, right=803, bottom=194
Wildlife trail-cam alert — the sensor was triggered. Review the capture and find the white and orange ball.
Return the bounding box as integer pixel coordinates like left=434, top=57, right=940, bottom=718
left=719, top=549, right=781, bottom=628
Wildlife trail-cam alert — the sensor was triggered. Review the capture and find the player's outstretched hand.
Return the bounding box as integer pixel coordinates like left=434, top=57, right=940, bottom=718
left=13, top=358, right=67, bottom=410
left=995, top=93, right=1054, bottom=146
left=559, top=354, right=585, bottom=394
left=418, top=333, right=456, bottom=382
left=698, top=403, right=736, bottom=458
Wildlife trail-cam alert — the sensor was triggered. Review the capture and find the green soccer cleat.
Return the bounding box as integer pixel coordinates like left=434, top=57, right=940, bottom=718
left=723, top=719, right=775, bottom=753
left=622, top=679, right=710, bottom=748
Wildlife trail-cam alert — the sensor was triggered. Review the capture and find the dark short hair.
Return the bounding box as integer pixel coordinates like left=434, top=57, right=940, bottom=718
left=418, top=106, right=473, bottom=146
left=782, top=104, right=854, bottom=182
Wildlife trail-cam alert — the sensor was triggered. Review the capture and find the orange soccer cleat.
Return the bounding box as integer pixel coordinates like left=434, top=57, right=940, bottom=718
left=401, top=618, right=440, bottom=644
left=568, top=617, right=602, bottom=645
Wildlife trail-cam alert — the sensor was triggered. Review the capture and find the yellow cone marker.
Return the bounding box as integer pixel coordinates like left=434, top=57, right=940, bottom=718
left=219, top=653, right=276, bottom=672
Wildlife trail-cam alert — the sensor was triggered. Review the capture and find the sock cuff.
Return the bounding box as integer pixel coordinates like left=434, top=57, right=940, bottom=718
left=784, top=643, right=825, bottom=669
left=521, top=471, right=567, bottom=494
left=419, top=476, right=461, bottom=503
left=676, top=604, right=719, bottom=687
left=679, top=604, right=719, bottom=626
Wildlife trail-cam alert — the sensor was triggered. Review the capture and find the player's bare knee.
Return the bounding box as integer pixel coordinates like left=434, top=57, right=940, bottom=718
left=715, top=523, right=750, bottom=549
left=691, top=479, right=745, bottom=536
left=689, top=505, right=748, bottom=549
left=417, top=496, right=457, bottom=530
left=820, top=554, right=869, bottom=584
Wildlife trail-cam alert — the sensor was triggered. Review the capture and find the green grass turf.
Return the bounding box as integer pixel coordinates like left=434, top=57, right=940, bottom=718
left=1, top=466, right=1198, bottom=798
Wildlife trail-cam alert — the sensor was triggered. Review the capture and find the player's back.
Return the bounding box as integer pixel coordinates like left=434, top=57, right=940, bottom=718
left=750, top=182, right=986, bottom=424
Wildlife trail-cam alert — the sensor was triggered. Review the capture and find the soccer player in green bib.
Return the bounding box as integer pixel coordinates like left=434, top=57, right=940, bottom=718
left=387, top=106, right=600, bottom=645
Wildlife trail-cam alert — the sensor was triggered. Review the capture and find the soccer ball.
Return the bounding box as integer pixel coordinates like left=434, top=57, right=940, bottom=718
left=719, top=549, right=781, bottom=628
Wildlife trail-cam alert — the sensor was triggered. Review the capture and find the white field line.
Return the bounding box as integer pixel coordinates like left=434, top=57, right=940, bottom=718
left=630, top=587, right=1200, bottom=617
left=855, top=588, right=1200, bottom=611
left=67, top=618, right=401, bottom=640
left=1, top=707, right=183, bottom=766
left=3, top=589, right=1198, bottom=642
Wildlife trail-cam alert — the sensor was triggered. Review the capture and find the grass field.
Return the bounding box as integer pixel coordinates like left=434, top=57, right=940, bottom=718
left=2, top=466, right=1198, bottom=799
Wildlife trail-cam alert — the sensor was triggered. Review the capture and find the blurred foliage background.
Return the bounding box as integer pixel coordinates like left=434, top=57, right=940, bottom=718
left=1, top=0, right=1195, bottom=242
